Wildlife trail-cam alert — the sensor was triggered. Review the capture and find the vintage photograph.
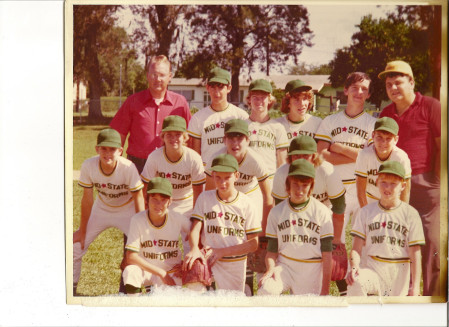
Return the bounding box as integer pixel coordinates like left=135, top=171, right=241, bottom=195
left=66, top=0, right=447, bottom=306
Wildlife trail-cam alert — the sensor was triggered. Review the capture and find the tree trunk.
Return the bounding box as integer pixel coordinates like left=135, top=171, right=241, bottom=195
left=86, top=23, right=104, bottom=122
left=75, top=79, right=80, bottom=112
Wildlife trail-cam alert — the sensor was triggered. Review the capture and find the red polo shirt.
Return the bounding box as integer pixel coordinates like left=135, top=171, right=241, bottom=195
left=379, top=92, right=441, bottom=175
left=110, top=89, right=191, bottom=159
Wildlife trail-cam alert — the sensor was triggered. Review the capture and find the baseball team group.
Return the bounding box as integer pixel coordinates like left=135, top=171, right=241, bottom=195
left=73, top=55, right=441, bottom=298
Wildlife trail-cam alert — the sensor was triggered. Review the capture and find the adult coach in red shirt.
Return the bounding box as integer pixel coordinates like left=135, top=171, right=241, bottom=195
left=110, top=55, right=191, bottom=173
left=378, top=60, right=441, bottom=296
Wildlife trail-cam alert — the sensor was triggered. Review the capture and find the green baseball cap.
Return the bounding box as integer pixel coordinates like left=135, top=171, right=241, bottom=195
left=378, top=160, right=405, bottom=179
left=224, top=119, right=249, bottom=136
left=374, top=117, right=399, bottom=136
left=288, top=159, right=315, bottom=179
left=96, top=128, right=121, bottom=148
left=288, top=135, right=317, bottom=155
left=249, top=79, right=272, bottom=94
left=208, top=67, right=231, bottom=85
left=285, top=79, right=312, bottom=94
left=162, top=115, right=186, bottom=132
left=378, top=60, right=414, bottom=79
left=147, top=177, right=173, bottom=197
left=210, top=153, right=239, bottom=172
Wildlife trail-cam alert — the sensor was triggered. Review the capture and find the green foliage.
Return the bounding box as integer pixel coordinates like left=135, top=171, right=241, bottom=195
left=180, top=5, right=313, bottom=103
left=289, top=63, right=332, bottom=75
left=329, top=8, right=438, bottom=107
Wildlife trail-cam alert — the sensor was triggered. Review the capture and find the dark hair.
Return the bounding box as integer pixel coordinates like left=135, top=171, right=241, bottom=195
left=344, top=72, right=372, bottom=91
left=383, top=72, right=413, bottom=81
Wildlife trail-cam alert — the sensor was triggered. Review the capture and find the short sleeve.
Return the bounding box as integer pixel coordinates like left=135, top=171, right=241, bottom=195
left=319, top=208, right=334, bottom=240
left=140, top=151, right=158, bottom=183
left=265, top=206, right=279, bottom=239
left=315, top=116, right=332, bottom=143
left=78, top=159, right=93, bottom=188
left=275, top=124, right=289, bottom=149
left=324, top=163, right=346, bottom=199
left=187, top=113, right=202, bottom=139
left=125, top=214, right=142, bottom=253
left=271, top=165, right=288, bottom=200
left=354, top=149, right=368, bottom=178
left=127, top=162, right=144, bottom=192
left=350, top=208, right=366, bottom=240
left=407, top=206, right=426, bottom=247
left=428, top=98, right=441, bottom=138
left=244, top=198, right=262, bottom=235
left=191, top=193, right=206, bottom=222
left=191, top=151, right=206, bottom=185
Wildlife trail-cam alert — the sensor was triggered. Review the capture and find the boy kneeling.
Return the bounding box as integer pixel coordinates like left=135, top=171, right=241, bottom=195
left=123, top=177, right=183, bottom=295
left=258, top=159, right=334, bottom=295
left=347, top=161, right=425, bottom=296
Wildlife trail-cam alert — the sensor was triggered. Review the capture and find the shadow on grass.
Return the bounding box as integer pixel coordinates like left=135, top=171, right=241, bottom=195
left=73, top=116, right=113, bottom=126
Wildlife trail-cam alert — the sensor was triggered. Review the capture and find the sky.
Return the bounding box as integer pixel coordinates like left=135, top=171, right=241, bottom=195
left=117, top=4, right=397, bottom=73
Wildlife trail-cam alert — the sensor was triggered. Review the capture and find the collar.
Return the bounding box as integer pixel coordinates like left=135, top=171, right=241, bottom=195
left=392, top=92, right=422, bottom=117
left=146, top=89, right=174, bottom=106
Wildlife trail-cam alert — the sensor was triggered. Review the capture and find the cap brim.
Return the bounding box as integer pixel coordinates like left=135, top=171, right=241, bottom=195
left=288, top=171, right=315, bottom=178
left=210, top=166, right=237, bottom=173
left=162, top=127, right=186, bottom=132
left=208, top=78, right=229, bottom=85
left=291, top=86, right=312, bottom=93
left=374, top=127, right=398, bottom=135
left=147, top=189, right=172, bottom=197
left=378, top=170, right=404, bottom=179
left=250, top=88, right=271, bottom=93
left=96, top=142, right=121, bottom=148
left=288, top=150, right=315, bottom=155
left=225, top=129, right=249, bottom=136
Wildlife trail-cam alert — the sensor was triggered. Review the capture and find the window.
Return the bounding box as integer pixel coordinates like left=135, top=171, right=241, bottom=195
left=172, top=90, right=194, bottom=101
left=203, top=91, right=211, bottom=107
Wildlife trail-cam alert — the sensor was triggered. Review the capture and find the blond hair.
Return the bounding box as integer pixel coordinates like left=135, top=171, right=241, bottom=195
left=160, top=131, right=189, bottom=146
left=147, top=55, right=171, bottom=73
left=245, top=91, right=277, bottom=110
left=281, top=89, right=314, bottom=114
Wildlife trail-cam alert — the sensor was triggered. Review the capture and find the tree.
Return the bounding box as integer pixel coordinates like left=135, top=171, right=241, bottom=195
left=73, top=5, right=120, bottom=121
left=178, top=5, right=313, bottom=104
left=289, top=62, right=332, bottom=75
left=389, top=5, right=442, bottom=99
left=130, top=5, right=193, bottom=66
left=328, top=6, right=441, bottom=108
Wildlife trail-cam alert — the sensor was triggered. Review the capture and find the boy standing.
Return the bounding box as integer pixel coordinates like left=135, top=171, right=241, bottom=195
left=187, top=67, right=249, bottom=165
left=258, top=159, right=334, bottom=295
left=73, top=129, right=144, bottom=295
left=355, top=117, right=411, bottom=207
left=183, top=154, right=261, bottom=293
left=123, top=177, right=184, bottom=295
left=315, top=72, right=376, bottom=295
left=347, top=161, right=425, bottom=296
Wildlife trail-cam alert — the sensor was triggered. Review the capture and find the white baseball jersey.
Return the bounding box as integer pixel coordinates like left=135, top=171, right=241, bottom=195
left=78, top=156, right=144, bottom=208
left=276, top=114, right=322, bottom=141
left=126, top=210, right=183, bottom=271
left=191, top=190, right=261, bottom=257
left=187, top=104, right=249, bottom=165
left=315, top=110, right=376, bottom=186
left=355, top=145, right=412, bottom=201
left=351, top=202, right=425, bottom=260
left=265, top=197, right=334, bottom=262
left=141, top=146, right=206, bottom=200
left=246, top=118, right=289, bottom=175
left=271, top=161, right=346, bottom=208
left=205, top=147, right=269, bottom=194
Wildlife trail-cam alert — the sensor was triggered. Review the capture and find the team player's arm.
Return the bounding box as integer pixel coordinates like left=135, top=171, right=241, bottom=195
left=320, top=237, right=333, bottom=295
left=205, top=233, right=259, bottom=267
left=259, top=178, right=274, bottom=236
left=317, top=140, right=355, bottom=165
left=131, top=189, right=145, bottom=213
left=400, top=179, right=411, bottom=204
left=192, top=184, right=203, bottom=207
left=258, top=241, right=279, bottom=288
left=73, top=187, right=94, bottom=250
left=329, top=142, right=360, bottom=161
left=346, top=236, right=365, bottom=286
left=356, top=176, right=368, bottom=208
left=408, top=245, right=422, bottom=296
left=276, top=148, right=287, bottom=168
left=183, top=219, right=205, bottom=270
left=125, top=251, right=176, bottom=286
left=205, top=174, right=215, bottom=190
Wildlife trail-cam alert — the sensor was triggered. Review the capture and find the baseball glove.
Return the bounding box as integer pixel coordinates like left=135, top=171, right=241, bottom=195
left=331, top=243, right=348, bottom=281
left=247, top=236, right=269, bottom=273
left=182, top=258, right=213, bottom=287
